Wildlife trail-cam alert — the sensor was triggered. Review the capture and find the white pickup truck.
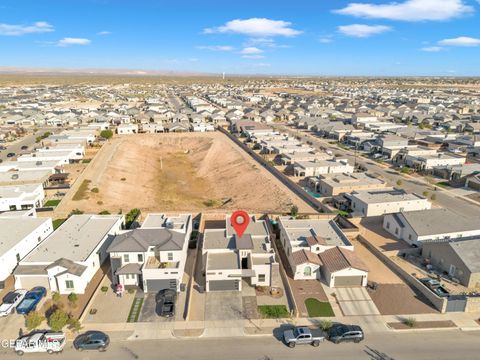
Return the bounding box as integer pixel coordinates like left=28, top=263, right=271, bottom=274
left=14, top=331, right=66, bottom=356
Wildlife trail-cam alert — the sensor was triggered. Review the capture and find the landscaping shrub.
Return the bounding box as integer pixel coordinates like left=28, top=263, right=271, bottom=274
left=290, top=205, right=299, bottom=217
left=99, top=210, right=110, bottom=215
left=101, top=286, right=109, bottom=293
left=91, top=187, right=99, bottom=193
left=403, top=317, right=417, bottom=328
left=318, top=320, right=333, bottom=331
left=68, top=293, right=78, bottom=304
left=52, top=292, right=61, bottom=303
left=25, top=311, right=45, bottom=331
left=48, top=309, right=69, bottom=331
left=125, top=208, right=141, bottom=228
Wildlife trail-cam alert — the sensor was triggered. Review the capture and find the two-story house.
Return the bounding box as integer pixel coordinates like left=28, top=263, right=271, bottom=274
left=107, top=214, right=192, bottom=293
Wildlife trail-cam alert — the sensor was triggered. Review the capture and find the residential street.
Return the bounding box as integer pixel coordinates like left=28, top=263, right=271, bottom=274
left=271, top=124, right=480, bottom=218
left=1, top=330, right=479, bottom=359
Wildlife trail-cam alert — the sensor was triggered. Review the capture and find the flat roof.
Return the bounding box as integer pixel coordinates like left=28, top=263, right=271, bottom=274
left=225, top=216, right=269, bottom=237
left=279, top=217, right=351, bottom=247
left=141, top=213, right=191, bottom=231
left=207, top=252, right=239, bottom=271
left=0, top=183, right=41, bottom=198
left=203, top=229, right=235, bottom=250
left=397, top=209, right=480, bottom=237
left=0, top=170, right=51, bottom=186
left=0, top=217, right=51, bottom=256
left=22, top=214, right=123, bottom=263
left=319, top=172, right=385, bottom=187
left=350, top=187, right=425, bottom=204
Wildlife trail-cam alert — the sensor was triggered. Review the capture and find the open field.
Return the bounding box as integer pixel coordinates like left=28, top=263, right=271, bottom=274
left=55, top=132, right=313, bottom=216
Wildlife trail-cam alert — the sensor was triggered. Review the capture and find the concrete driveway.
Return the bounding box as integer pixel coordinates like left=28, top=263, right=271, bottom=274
left=205, top=291, right=243, bottom=321
left=335, top=287, right=380, bottom=316
left=138, top=293, right=175, bottom=323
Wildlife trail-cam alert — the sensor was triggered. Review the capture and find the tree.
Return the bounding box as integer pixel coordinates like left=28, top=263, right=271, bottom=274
left=290, top=205, right=299, bottom=217
left=25, top=311, right=45, bottom=331
left=48, top=309, right=69, bottom=331
left=100, top=129, right=113, bottom=139
left=396, top=180, right=403, bottom=186
left=422, top=191, right=429, bottom=197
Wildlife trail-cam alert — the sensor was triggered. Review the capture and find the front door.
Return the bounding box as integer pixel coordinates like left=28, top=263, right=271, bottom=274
left=449, top=264, right=456, bottom=277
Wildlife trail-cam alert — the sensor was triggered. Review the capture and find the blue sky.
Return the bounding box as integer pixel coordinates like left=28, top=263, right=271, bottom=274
left=1, top=0, right=480, bottom=76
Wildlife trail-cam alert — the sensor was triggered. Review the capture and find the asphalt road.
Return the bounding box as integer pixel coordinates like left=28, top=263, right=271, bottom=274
left=1, top=331, right=479, bottom=359
left=272, top=124, right=480, bottom=218
left=0, top=128, right=58, bottom=162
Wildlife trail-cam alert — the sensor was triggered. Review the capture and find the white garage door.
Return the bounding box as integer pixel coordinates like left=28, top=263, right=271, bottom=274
left=16, top=276, right=50, bottom=290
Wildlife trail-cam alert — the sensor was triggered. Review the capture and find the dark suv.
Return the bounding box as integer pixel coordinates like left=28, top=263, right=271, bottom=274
left=328, top=324, right=364, bottom=344
left=74, top=331, right=110, bottom=351
left=155, top=289, right=176, bottom=318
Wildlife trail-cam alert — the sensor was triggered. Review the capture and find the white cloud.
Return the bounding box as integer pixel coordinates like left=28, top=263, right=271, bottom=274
left=334, top=0, right=473, bottom=22
left=204, top=18, right=301, bottom=37
left=0, top=21, right=54, bottom=36
left=242, top=55, right=265, bottom=59
left=196, top=45, right=234, bottom=51
left=97, top=31, right=111, bottom=35
left=438, top=36, right=480, bottom=46
left=319, top=35, right=334, bottom=43
left=244, top=38, right=290, bottom=48
left=338, top=24, right=391, bottom=38
left=421, top=46, right=445, bottom=52
left=240, top=47, right=263, bottom=55
left=57, top=37, right=91, bottom=46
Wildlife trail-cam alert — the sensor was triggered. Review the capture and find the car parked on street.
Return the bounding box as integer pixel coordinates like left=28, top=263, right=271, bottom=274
left=328, top=324, right=364, bottom=344
left=21, top=145, right=29, bottom=150
left=283, top=326, right=325, bottom=348
left=7, top=152, right=16, bottom=157
left=155, top=289, right=176, bottom=318
left=74, top=331, right=110, bottom=351
left=16, top=287, right=47, bottom=315
left=0, top=290, right=27, bottom=317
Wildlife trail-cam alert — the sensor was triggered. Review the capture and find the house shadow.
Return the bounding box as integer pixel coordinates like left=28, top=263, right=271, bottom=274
left=272, top=323, right=296, bottom=345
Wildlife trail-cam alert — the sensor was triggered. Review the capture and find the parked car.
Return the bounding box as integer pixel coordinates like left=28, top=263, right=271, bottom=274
left=155, top=289, right=176, bottom=317
left=0, top=290, right=27, bottom=317
left=0, top=145, right=6, bottom=150
left=420, top=278, right=450, bottom=297
left=21, top=145, right=29, bottom=150
left=16, top=287, right=47, bottom=315
left=328, top=324, right=364, bottom=344
left=283, top=326, right=325, bottom=348
left=15, top=331, right=65, bottom=356
left=74, top=331, right=110, bottom=351
left=7, top=152, right=15, bottom=157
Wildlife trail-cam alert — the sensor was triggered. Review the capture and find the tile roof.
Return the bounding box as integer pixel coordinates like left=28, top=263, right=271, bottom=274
left=292, top=249, right=322, bottom=266
left=319, top=247, right=368, bottom=273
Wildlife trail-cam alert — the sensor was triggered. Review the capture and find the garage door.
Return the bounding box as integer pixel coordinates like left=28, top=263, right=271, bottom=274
left=145, top=279, right=177, bottom=293
left=16, top=276, right=50, bottom=290
left=208, top=280, right=239, bottom=291
left=334, top=276, right=363, bottom=287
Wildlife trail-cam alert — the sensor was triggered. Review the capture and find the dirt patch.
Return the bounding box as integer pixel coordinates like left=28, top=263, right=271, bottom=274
left=388, top=320, right=456, bottom=330
left=368, top=284, right=438, bottom=315
left=63, top=132, right=313, bottom=214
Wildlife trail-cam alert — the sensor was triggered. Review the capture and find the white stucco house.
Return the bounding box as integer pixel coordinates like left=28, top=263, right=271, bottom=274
left=14, top=215, right=124, bottom=294
left=0, top=216, right=53, bottom=283
left=202, top=216, right=278, bottom=292
left=107, top=214, right=192, bottom=292
left=0, top=184, right=45, bottom=212
left=383, top=209, right=480, bottom=246
left=346, top=188, right=431, bottom=217
left=278, top=216, right=367, bottom=286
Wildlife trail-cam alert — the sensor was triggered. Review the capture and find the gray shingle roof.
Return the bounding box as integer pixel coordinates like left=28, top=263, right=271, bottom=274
left=107, top=228, right=185, bottom=253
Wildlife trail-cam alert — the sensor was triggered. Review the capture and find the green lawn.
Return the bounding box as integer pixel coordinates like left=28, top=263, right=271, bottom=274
left=258, top=305, right=290, bottom=319
left=82, top=159, right=92, bottom=164
left=44, top=199, right=61, bottom=207
left=305, top=298, right=335, bottom=317
left=52, top=218, right=66, bottom=230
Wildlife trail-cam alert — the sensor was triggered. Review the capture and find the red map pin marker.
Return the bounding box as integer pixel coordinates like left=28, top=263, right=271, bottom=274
left=231, top=210, right=250, bottom=238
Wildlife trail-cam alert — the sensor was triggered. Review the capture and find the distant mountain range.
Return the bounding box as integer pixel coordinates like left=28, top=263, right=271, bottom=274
left=0, top=66, right=212, bottom=76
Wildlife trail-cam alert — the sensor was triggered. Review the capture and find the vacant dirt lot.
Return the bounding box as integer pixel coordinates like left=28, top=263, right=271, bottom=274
left=57, top=132, right=313, bottom=215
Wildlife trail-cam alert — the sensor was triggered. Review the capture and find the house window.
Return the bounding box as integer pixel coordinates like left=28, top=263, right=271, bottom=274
left=138, top=254, right=143, bottom=262
left=65, top=280, right=74, bottom=289
left=386, top=222, right=390, bottom=229
left=304, top=266, right=312, bottom=276
left=395, top=228, right=398, bottom=235
left=168, top=253, right=173, bottom=261
left=258, top=274, right=266, bottom=282
left=408, top=234, right=412, bottom=240
left=123, top=254, right=129, bottom=263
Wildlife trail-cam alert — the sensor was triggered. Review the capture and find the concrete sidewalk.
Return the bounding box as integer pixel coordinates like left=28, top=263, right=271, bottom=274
left=81, top=310, right=480, bottom=340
